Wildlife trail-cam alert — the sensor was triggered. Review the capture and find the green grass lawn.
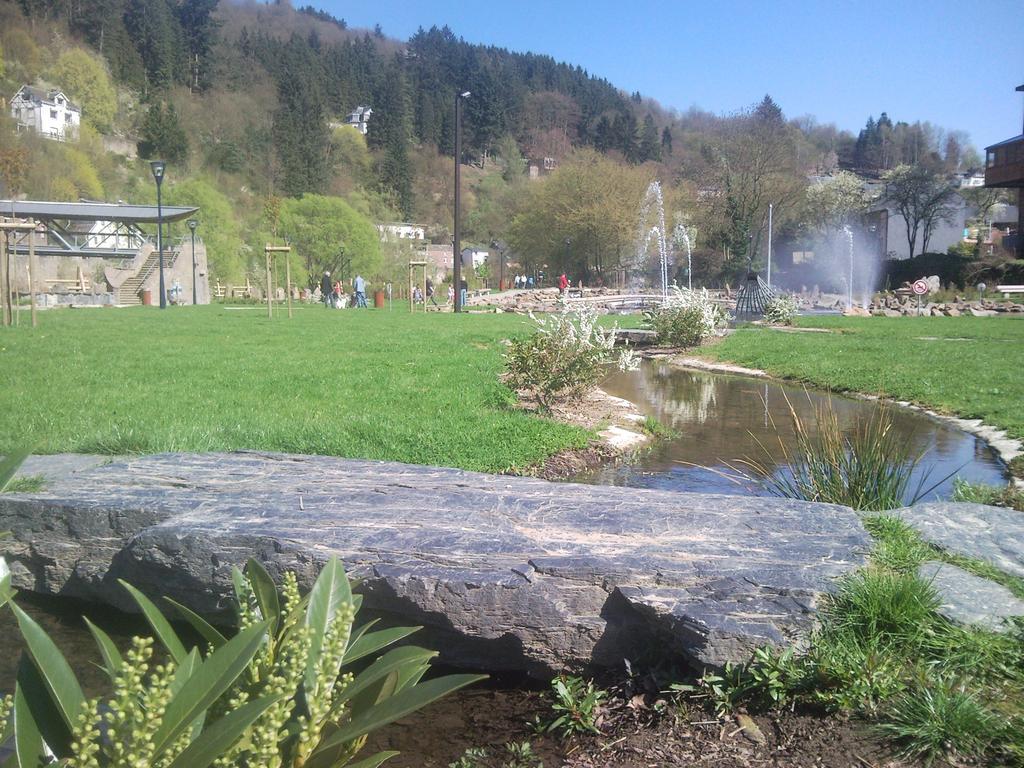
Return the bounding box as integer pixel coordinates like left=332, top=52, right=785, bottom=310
left=0, top=305, right=590, bottom=472
left=705, top=316, right=1024, bottom=443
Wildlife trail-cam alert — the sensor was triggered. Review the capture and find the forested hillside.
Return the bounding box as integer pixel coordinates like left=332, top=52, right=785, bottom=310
left=0, top=0, right=987, bottom=289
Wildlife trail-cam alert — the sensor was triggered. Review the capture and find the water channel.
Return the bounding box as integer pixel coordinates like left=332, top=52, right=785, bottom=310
left=580, top=361, right=1008, bottom=498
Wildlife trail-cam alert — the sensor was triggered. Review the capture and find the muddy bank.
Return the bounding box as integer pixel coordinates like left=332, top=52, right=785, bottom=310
left=517, top=387, right=650, bottom=480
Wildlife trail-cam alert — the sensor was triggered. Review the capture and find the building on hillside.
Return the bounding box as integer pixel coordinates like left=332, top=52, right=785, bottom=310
left=527, top=156, right=557, bottom=179
left=10, top=85, right=80, bottom=141
left=376, top=222, right=426, bottom=242
left=460, top=247, right=488, bottom=270
left=957, top=171, right=986, bottom=188
left=344, top=106, right=373, bottom=135
left=983, top=84, right=1024, bottom=258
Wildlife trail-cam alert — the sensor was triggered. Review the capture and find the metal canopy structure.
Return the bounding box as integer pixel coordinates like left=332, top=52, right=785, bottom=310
left=0, top=199, right=199, bottom=258
left=734, top=272, right=776, bottom=318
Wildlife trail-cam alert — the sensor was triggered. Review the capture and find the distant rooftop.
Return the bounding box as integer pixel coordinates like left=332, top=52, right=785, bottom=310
left=0, top=200, right=199, bottom=224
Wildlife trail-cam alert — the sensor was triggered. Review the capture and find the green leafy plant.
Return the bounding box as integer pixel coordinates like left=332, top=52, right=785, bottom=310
left=544, top=675, right=606, bottom=738
left=762, top=294, right=799, bottom=325
left=644, top=287, right=728, bottom=346
left=449, top=742, right=543, bottom=768
left=503, top=306, right=637, bottom=411
left=0, top=555, right=484, bottom=768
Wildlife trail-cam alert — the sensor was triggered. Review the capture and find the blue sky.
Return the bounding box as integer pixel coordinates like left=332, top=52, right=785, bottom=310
left=307, top=0, right=1024, bottom=151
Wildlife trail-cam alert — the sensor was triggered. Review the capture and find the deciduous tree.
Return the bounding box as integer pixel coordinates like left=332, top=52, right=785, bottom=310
left=882, top=163, right=959, bottom=257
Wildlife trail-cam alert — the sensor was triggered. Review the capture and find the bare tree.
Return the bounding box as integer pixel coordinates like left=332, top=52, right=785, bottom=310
left=882, top=164, right=959, bottom=257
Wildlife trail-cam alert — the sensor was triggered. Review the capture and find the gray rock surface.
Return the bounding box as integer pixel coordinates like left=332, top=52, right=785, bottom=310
left=0, top=452, right=873, bottom=673
left=15, top=454, right=110, bottom=483
left=894, top=502, right=1024, bottom=579
left=919, top=561, right=1024, bottom=633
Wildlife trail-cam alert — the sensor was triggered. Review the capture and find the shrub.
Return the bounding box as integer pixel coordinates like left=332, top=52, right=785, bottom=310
left=762, top=294, right=799, bottom=325
left=0, top=555, right=483, bottom=768
left=544, top=675, right=606, bottom=738
left=503, top=306, right=637, bottom=410
left=645, top=287, right=728, bottom=346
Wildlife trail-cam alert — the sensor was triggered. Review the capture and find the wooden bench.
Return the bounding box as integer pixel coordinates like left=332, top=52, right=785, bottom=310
left=996, top=285, right=1024, bottom=298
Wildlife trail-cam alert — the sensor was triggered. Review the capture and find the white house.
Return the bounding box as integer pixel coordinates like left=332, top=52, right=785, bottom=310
left=10, top=85, right=80, bottom=141
left=344, top=106, right=372, bottom=135
left=376, top=222, right=426, bottom=242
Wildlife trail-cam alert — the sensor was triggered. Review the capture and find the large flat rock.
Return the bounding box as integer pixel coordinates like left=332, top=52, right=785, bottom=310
left=894, top=502, right=1024, bottom=579
left=919, top=561, right=1024, bottom=633
left=0, top=452, right=872, bottom=673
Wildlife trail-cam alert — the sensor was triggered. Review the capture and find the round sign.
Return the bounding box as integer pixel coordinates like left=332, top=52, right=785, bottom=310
left=911, top=279, right=929, bottom=296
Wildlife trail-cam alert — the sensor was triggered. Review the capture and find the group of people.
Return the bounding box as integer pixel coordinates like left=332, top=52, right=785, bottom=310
left=512, top=274, right=535, bottom=289
left=412, top=278, right=443, bottom=308
left=320, top=271, right=368, bottom=309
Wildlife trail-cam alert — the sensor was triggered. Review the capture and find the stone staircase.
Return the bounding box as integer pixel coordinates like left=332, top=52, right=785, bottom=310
left=116, top=245, right=178, bottom=306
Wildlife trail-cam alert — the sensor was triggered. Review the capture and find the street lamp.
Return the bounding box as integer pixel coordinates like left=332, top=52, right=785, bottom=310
left=187, top=218, right=198, bottom=305
left=453, top=90, right=470, bottom=312
left=150, top=160, right=166, bottom=309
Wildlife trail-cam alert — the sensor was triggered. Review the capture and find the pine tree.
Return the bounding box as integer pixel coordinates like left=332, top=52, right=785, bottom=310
left=661, top=126, right=673, bottom=156
left=639, top=113, right=660, bottom=162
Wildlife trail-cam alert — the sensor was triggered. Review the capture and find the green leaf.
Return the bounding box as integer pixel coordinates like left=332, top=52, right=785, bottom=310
left=11, top=604, right=84, bottom=732
left=119, top=580, right=188, bottom=664
left=169, top=647, right=201, bottom=697
left=83, top=618, right=122, bottom=680
left=12, top=684, right=46, bottom=768
left=151, top=620, right=270, bottom=758
left=165, top=598, right=228, bottom=649
left=305, top=557, right=353, bottom=694
left=14, top=654, right=72, bottom=759
left=343, top=625, right=421, bottom=665
left=334, top=646, right=437, bottom=708
left=313, top=673, right=486, bottom=754
left=394, top=661, right=430, bottom=692
left=245, top=558, right=281, bottom=633
left=165, top=695, right=284, bottom=768
left=0, top=447, right=32, bottom=492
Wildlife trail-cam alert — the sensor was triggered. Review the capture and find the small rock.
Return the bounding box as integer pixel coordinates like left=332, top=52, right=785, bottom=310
left=736, top=714, right=766, bottom=745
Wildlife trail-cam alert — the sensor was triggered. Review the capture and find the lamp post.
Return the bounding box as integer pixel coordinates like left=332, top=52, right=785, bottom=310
left=453, top=90, right=470, bottom=312
left=150, top=160, right=167, bottom=309
left=187, top=218, right=198, bottom=305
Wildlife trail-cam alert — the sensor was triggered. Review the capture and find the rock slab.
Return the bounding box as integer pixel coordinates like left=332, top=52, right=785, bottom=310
left=0, top=452, right=873, bottom=673
left=894, top=502, right=1024, bottom=579
left=919, top=561, right=1024, bottom=633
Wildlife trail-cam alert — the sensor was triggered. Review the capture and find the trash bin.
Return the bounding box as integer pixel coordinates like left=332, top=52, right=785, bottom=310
left=373, top=290, right=385, bottom=308
left=141, top=289, right=153, bottom=306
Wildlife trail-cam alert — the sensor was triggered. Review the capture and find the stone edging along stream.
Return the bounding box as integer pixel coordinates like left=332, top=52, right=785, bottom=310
left=656, top=352, right=1024, bottom=488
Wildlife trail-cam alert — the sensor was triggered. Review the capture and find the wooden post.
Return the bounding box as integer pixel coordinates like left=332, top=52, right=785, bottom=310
left=408, top=263, right=413, bottom=313
left=422, top=268, right=427, bottom=314
left=265, top=246, right=272, bottom=319
left=29, top=225, right=37, bottom=328
left=1, top=232, right=9, bottom=327
left=285, top=255, right=292, bottom=319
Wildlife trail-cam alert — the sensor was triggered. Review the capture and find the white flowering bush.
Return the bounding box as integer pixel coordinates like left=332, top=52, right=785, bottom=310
left=504, top=306, right=638, bottom=410
left=0, top=555, right=481, bottom=768
left=646, top=287, right=728, bottom=347
left=763, top=295, right=800, bottom=326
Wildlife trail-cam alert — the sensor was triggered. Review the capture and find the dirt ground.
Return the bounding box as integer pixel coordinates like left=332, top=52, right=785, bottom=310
left=365, top=678, right=905, bottom=768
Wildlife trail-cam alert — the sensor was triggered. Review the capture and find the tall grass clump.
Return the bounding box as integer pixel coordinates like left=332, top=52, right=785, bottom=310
left=733, top=394, right=936, bottom=511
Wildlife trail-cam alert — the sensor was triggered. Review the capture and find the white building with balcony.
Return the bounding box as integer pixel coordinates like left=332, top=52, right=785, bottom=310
left=10, top=85, right=81, bottom=141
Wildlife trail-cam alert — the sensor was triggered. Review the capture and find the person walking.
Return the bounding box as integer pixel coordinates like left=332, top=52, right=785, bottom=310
left=459, top=277, right=468, bottom=309
left=320, top=271, right=332, bottom=307
left=558, top=273, right=569, bottom=295
left=426, top=277, right=439, bottom=308
left=354, top=274, right=367, bottom=308
left=447, top=284, right=455, bottom=306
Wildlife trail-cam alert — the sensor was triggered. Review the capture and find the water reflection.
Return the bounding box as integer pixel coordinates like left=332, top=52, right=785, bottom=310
left=580, top=362, right=1007, bottom=500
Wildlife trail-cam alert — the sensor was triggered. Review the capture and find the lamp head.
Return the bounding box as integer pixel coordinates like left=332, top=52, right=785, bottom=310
left=459, top=91, right=471, bottom=99
left=187, top=218, right=198, bottom=232
left=150, top=160, right=166, bottom=183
